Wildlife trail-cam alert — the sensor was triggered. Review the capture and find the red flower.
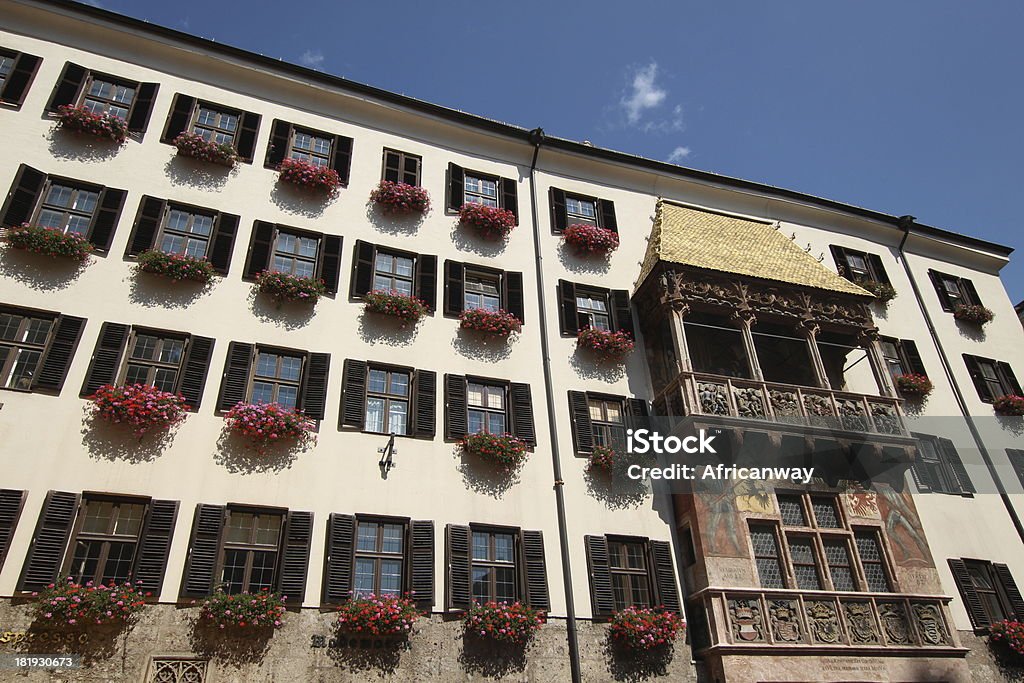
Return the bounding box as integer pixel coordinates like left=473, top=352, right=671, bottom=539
left=562, top=224, right=619, bottom=256
left=6, top=223, right=94, bottom=261
left=459, top=308, right=522, bottom=337
left=90, top=383, right=189, bottom=437
left=172, top=132, right=238, bottom=167
left=56, top=104, right=128, bottom=144
left=458, top=203, right=516, bottom=240
left=364, top=290, right=429, bottom=323
left=576, top=327, right=634, bottom=363
left=255, top=270, right=326, bottom=304
left=278, top=158, right=341, bottom=195
left=460, top=433, right=529, bottom=471
left=894, top=373, right=933, bottom=398
left=609, top=606, right=684, bottom=650
left=370, top=181, right=430, bottom=214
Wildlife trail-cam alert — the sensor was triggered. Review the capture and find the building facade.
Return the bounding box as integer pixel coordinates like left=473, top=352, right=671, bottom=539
left=0, top=1, right=1022, bottom=681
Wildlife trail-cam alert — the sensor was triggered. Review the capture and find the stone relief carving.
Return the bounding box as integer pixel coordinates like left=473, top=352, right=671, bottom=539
left=698, top=382, right=730, bottom=415
left=802, top=394, right=834, bottom=417
left=729, top=598, right=765, bottom=643
left=869, top=402, right=902, bottom=434
left=805, top=601, right=843, bottom=644
left=733, top=387, right=766, bottom=418
left=912, top=603, right=949, bottom=645
left=878, top=602, right=912, bottom=645
left=843, top=602, right=879, bottom=644
left=769, top=390, right=800, bottom=417
left=768, top=600, right=802, bottom=643
left=837, top=398, right=869, bottom=431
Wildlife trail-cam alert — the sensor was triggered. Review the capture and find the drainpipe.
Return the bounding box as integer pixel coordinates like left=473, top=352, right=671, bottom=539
left=895, top=216, right=1024, bottom=542
left=526, top=127, right=582, bottom=683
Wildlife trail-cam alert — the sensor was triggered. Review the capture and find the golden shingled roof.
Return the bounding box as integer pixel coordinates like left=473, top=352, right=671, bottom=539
left=636, top=201, right=873, bottom=297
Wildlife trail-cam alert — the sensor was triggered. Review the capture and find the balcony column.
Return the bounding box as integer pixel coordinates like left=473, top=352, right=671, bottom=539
left=668, top=302, right=693, bottom=372
left=731, top=309, right=763, bottom=381
left=859, top=328, right=896, bottom=397
left=799, top=320, right=831, bottom=389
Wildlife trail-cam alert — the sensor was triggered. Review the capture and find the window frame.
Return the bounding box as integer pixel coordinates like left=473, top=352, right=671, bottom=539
left=287, top=126, right=334, bottom=169
left=469, top=525, right=519, bottom=604
left=117, top=328, right=189, bottom=393
left=840, top=248, right=885, bottom=283
left=466, top=378, right=508, bottom=436
left=152, top=203, right=218, bottom=261
left=564, top=193, right=600, bottom=228
left=217, top=506, right=285, bottom=595
left=352, top=516, right=407, bottom=598
left=0, top=309, right=56, bottom=392
left=77, top=70, right=137, bottom=121
left=248, top=347, right=306, bottom=410
left=912, top=432, right=973, bottom=496
left=587, top=396, right=625, bottom=449
left=372, top=248, right=416, bottom=297
left=30, top=176, right=103, bottom=239
left=463, top=267, right=503, bottom=313
left=270, top=227, right=321, bottom=279
left=189, top=101, right=242, bottom=148
left=463, top=171, right=500, bottom=208
left=61, top=494, right=149, bottom=587
left=574, top=286, right=612, bottom=332
left=0, top=50, right=15, bottom=93
left=382, top=148, right=422, bottom=186
left=607, top=537, right=653, bottom=610
left=963, top=559, right=1015, bottom=625
left=364, top=364, right=412, bottom=436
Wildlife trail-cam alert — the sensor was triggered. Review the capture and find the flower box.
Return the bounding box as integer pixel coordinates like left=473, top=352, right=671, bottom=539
left=137, top=249, right=216, bottom=284
left=91, top=383, right=190, bottom=437
left=990, top=619, right=1024, bottom=660
left=854, top=278, right=897, bottom=303
left=609, top=606, right=685, bottom=651
left=173, top=132, right=238, bottom=167
left=224, top=401, right=317, bottom=450
left=464, top=601, right=545, bottom=645
left=459, top=308, right=522, bottom=337
left=563, top=224, right=619, bottom=256
left=370, top=181, right=430, bottom=215
left=577, top=327, right=634, bottom=362
left=33, top=578, right=147, bottom=626
left=894, top=373, right=933, bottom=398
left=953, top=304, right=994, bottom=325
left=198, top=589, right=286, bottom=630
left=336, top=594, right=420, bottom=637
left=993, top=395, right=1024, bottom=417
left=588, top=445, right=617, bottom=473
left=460, top=432, right=529, bottom=471
left=56, top=104, right=128, bottom=144
left=255, top=270, right=326, bottom=304
left=6, top=223, right=93, bottom=261
left=364, top=290, right=429, bottom=323
left=458, top=203, right=516, bottom=240
left=278, top=158, right=341, bottom=195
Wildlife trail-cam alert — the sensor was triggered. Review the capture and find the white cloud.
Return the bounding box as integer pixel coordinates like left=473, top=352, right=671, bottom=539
left=299, top=50, right=324, bottom=68
left=667, top=146, right=692, bottom=163
left=620, top=63, right=666, bottom=125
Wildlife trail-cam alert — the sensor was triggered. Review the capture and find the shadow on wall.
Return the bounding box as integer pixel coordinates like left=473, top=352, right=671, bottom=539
left=583, top=461, right=650, bottom=511
left=357, top=309, right=421, bottom=347
left=326, top=634, right=408, bottom=676
left=954, top=318, right=987, bottom=343
left=19, top=616, right=131, bottom=665
left=213, top=429, right=311, bottom=474
left=451, top=327, right=516, bottom=363
left=997, top=416, right=1024, bottom=438
left=270, top=181, right=332, bottom=219
left=163, top=154, right=236, bottom=191
left=604, top=636, right=677, bottom=682
left=557, top=242, right=613, bottom=276
left=0, top=246, right=89, bottom=292
left=189, top=619, right=274, bottom=669
left=454, top=445, right=521, bottom=499
left=569, top=346, right=627, bottom=383
left=458, top=632, right=529, bottom=678
left=46, top=126, right=123, bottom=163
left=449, top=222, right=509, bottom=258
left=127, top=270, right=214, bottom=310
left=364, top=203, right=426, bottom=236
left=248, top=287, right=319, bottom=331
left=81, top=409, right=179, bottom=464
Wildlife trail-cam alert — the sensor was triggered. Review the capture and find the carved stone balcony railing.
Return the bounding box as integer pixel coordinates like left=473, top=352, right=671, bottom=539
left=695, top=587, right=962, bottom=655
left=652, top=372, right=907, bottom=437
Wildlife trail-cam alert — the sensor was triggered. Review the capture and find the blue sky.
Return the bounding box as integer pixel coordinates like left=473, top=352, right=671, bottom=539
left=87, top=1, right=1024, bottom=302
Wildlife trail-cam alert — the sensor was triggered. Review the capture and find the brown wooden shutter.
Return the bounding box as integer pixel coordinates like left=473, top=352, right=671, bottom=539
left=46, top=62, right=86, bottom=112
left=133, top=499, right=178, bottom=598
left=938, top=437, right=974, bottom=494
left=447, top=163, right=464, bottom=211
left=500, top=177, right=518, bottom=224
left=318, top=235, right=344, bottom=295
left=417, top=254, right=437, bottom=312
left=409, top=520, right=434, bottom=610
left=901, top=340, right=927, bottom=376
left=994, top=563, right=1024, bottom=620
left=216, top=342, right=254, bottom=412
left=383, top=149, right=402, bottom=183
left=1008, top=449, right=1024, bottom=488
left=235, top=111, right=261, bottom=162
left=278, top=510, right=313, bottom=603
left=0, top=52, right=41, bottom=106
left=350, top=240, right=376, bottom=298
left=178, top=335, right=215, bottom=409
left=928, top=270, right=954, bottom=311
left=521, top=530, right=549, bottom=610
left=243, top=221, right=276, bottom=279
left=598, top=199, right=618, bottom=233
left=961, top=279, right=982, bottom=307
left=265, top=120, right=291, bottom=168
left=126, top=196, right=166, bottom=256
left=612, top=289, right=634, bottom=337
left=1, top=164, right=46, bottom=227
left=625, top=398, right=650, bottom=432
left=80, top=322, right=129, bottom=396
left=208, top=212, right=238, bottom=275
left=997, top=362, right=1023, bottom=396
left=446, top=524, right=471, bottom=611
left=948, top=558, right=990, bottom=629
left=331, top=135, right=353, bottom=185
left=510, top=382, right=536, bottom=447
left=323, top=513, right=355, bottom=604
left=300, top=352, right=330, bottom=421
left=867, top=253, right=891, bottom=284
left=89, top=187, right=126, bottom=252
left=584, top=535, right=615, bottom=618
left=443, top=260, right=465, bottom=316
left=126, top=82, right=159, bottom=135
left=909, top=442, right=938, bottom=493
left=444, top=374, right=468, bottom=440
left=18, top=491, right=80, bottom=592
left=650, top=539, right=682, bottom=613
left=829, top=245, right=850, bottom=276
left=963, top=355, right=995, bottom=402
left=504, top=271, right=525, bottom=324
left=558, top=280, right=578, bottom=336
left=161, top=94, right=195, bottom=143
left=569, top=391, right=594, bottom=454
left=412, top=369, right=436, bottom=438
left=33, top=315, right=86, bottom=393
left=339, top=358, right=367, bottom=429
left=0, top=489, right=26, bottom=572
left=180, top=504, right=224, bottom=597
left=549, top=187, right=567, bottom=233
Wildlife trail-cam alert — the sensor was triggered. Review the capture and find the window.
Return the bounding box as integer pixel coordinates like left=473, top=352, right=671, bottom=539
left=264, top=119, right=352, bottom=180
left=749, top=524, right=786, bottom=589
left=383, top=149, right=422, bottom=186
left=0, top=49, right=40, bottom=107
left=353, top=519, right=405, bottom=597
left=576, top=289, right=611, bottom=331
left=467, top=381, right=506, bottom=435
left=911, top=433, right=974, bottom=495
left=880, top=337, right=927, bottom=382
left=464, top=173, right=498, bottom=208
left=125, top=197, right=238, bottom=274
left=855, top=530, right=892, bottom=592
left=365, top=367, right=410, bottom=435
left=549, top=187, right=616, bottom=234
left=374, top=251, right=414, bottom=296
left=192, top=105, right=239, bottom=146
left=568, top=392, right=645, bottom=455
left=557, top=280, right=634, bottom=338
left=949, top=558, right=1023, bottom=629
left=584, top=535, right=681, bottom=618
left=34, top=181, right=99, bottom=236
left=45, top=63, right=157, bottom=133
left=963, top=354, right=1021, bottom=403
left=80, top=75, right=135, bottom=120
left=120, top=332, right=185, bottom=392
left=608, top=539, right=651, bottom=610
left=464, top=269, right=501, bottom=312
left=0, top=52, right=14, bottom=91
left=830, top=246, right=889, bottom=284
left=588, top=397, right=624, bottom=449
left=251, top=351, right=303, bottom=410
left=220, top=509, right=282, bottom=594
left=471, top=528, right=516, bottom=603
left=162, top=95, right=260, bottom=161
left=443, top=261, right=524, bottom=322
left=445, top=163, right=517, bottom=220
left=683, top=312, right=753, bottom=380
left=0, top=311, right=53, bottom=390
left=157, top=207, right=215, bottom=259
left=289, top=129, right=332, bottom=168
left=350, top=241, right=437, bottom=310
left=66, top=498, right=145, bottom=585
left=271, top=230, right=320, bottom=279
left=148, top=658, right=208, bottom=683
left=928, top=270, right=982, bottom=312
